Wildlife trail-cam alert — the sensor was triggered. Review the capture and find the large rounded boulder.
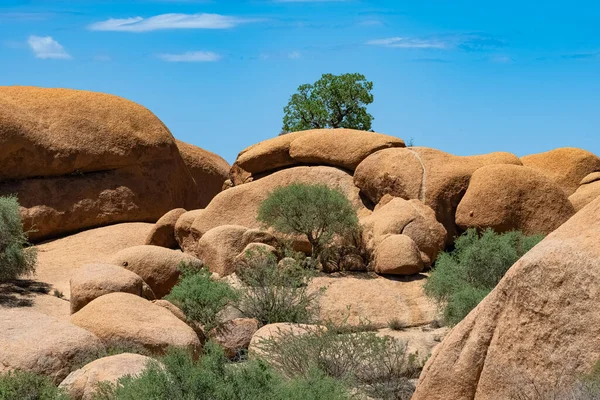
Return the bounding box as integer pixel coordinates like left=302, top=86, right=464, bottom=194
left=521, top=147, right=600, bottom=195
left=70, top=293, right=202, bottom=355
left=0, top=86, right=223, bottom=241
left=0, top=309, right=105, bottom=383
left=455, top=164, right=575, bottom=235
left=413, top=196, right=600, bottom=400
left=145, top=208, right=187, bottom=249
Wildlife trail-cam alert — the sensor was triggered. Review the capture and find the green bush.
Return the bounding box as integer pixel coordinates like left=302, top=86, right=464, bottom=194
left=424, top=228, right=543, bottom=325
left=255, top=325, right=420, bottom=400
left=0, top=370, right=68, bottom=400
left=165, top=264, right=238, bottom=330
left=93, top=342, right=348, bottom=400
left=0, top=195, right=37, bottom=281
left=236, top=250, right=319, bottom=326
left=257, top=183, right=359, bottom=260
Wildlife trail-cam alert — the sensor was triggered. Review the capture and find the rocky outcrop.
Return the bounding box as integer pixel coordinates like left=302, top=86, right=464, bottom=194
left=521, top=147, right=600, bottom=195
left=145, top=208, right=187, bottom=249
left=176, top=140, right=229, bottom=207
left=71, top=293, right=202, bottom=356
left=109, top=245, right=202, bottom=298
left=354, top=147, right=521, bottom=238
left=0, top=309, right=105, bottom=383
left=455, top=164, right=575, bottom=235
left=0, top=86, right=223, bottom=241
left=413, top=196, right=600, bottom=400
left=59, top=353, right=153, bottom=400
left=372, top=234, right=424, bottom=275
left=231, top=129, right=404, bottom=184
left=70, top=263, right=148, bottom=314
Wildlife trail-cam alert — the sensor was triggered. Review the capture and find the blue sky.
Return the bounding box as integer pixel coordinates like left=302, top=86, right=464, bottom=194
left=1, top=0, right=599, bottom=163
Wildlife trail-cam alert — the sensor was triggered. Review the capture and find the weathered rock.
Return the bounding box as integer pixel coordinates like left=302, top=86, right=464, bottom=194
left=455, top=164, right=575, bottom=235
left=361, top=197, right=446, bottom=266
left=195, top=225, right=249, bottom=276
left=152, top=299, right=187, bottom=322
left=413, top=196, right=600, bottom=400
left=145, top=208, right=187, bottom=249
left=249, top=323, right=324, bottom=359
left=181, top=166, right=371, bottom=247
left=71, top=293, right=202, bottom=356
left=373, top=234, right=424, bottom=275
left=0, top=309, right=105, bottom=383
left=354, top=147, right=521, bottom=238
left=109, top=245, right=202, bottom=298
left=70, top=263, right=146, bottom=314
left=59, top=353, right=153, bottom=400
left=580, top=171, right=600, bottom=185
left=521, top=147, right=600, bottom=195
left=0, top=86, right=204, bottom=241
left=288, top=129, right=405, bottom=170
left=174, top=209, right=205, bottom=253
left=309, top=273, right=436, bottom=328
left=569, top=173, right=600, bottom=211
left=176, top=140, right=229, bottom=208
left=208, top=318, right=260, bottom=359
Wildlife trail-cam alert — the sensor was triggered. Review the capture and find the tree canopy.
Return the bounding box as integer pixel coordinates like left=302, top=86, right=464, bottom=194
left=281, top=73, right=374, bottom=134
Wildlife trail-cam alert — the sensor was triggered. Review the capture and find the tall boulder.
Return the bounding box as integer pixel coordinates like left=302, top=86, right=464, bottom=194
left=413, top=196, right=600, bottom=400
left=521, top=147, right=600, bottom=195
left=455, top=164, right=575, bottom=235
left=145, top=208, right=187, bottom=249
left=354, top=147, right=521, bottom=238
left=0, top=86, right=222, bottom=241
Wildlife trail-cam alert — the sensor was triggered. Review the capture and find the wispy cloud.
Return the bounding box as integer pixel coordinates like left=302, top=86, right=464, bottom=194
left=88, top=13, right=260, bottom=32
left=27, top=35, right=71, bottom=59
left=288, top=51, right=301, bottom=59
left=367, top=33, right=503, bottom=52
left=157, top=51, right=221, bottom=62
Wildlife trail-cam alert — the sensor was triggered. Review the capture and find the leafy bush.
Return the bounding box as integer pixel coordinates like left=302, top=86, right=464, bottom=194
left=424, top=228, right=543, bottom=325
left=166, top=264, right=238, bottom=330
left=93, top=342, right=348, bottom=400
left=0, top=195, right=37, bottom=282
left=0, top=370, right=68, bottom=400
left=255, top=325, right=420, bottom=400
left=257, top=183, right=359, bottom=260
left=236, top=250, right=319, bottom=326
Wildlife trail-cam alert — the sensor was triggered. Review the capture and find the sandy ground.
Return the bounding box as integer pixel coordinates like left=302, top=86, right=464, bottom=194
left=0, top=223, right=154, bottom=320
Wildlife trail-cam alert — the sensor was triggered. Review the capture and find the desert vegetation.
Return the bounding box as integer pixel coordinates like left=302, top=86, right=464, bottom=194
left=424, top=228, right=544, bottom=325
left=0, top=195, right=37, bottom=282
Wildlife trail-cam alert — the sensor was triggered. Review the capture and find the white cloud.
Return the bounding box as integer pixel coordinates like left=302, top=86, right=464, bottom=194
left=157, top=51, right=221, bottom=62
left=88, top=13, right=259, bottom=32
left=27, top=35, right=71, bottom=59
left=366, top=37, right=448, bottom=49
left=288, top=51, right=301, bottom=59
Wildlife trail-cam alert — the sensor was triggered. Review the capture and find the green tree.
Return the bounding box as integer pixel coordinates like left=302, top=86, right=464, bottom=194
left=282, top=73, right=374, bottom=133
left=257, top=183, right=359, bottom=260
left=0, top=195, right=37, bottom=281
left=424, top=229, right=543, bottom=325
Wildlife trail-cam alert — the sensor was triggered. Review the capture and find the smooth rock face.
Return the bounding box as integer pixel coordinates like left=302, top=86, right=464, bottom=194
left=455, top=164, right=575, bottom=235
left=413, top=196, right=600, bottom=400
left=109, top=245, right=202, bottom=298
left=0, top=86, right=204, bottom=241
left=195, top=225, right=249, bottom=276
left=373, top=234, right=424, bottom=275
left=354, top=147, right=521, bottom=238
left=70, top=263, right=146, bottom=314
left=361, top=197, right=446, bottom=267
left=521, top=147, right=600, bottom=195
left=145, top=208, right=187, bottom=249
left=569, top=179, right=600, bottom=211
left=71, top=293, right=202, bottom=356
left=59, top=353, right=152, bottom=400
left=181, top=166, right=371, bottom=245
left=176, top=140, right=230, bottom=208
left=0, top=309, right=105, bottom=383
left=209, top=318, right=260, bottom=359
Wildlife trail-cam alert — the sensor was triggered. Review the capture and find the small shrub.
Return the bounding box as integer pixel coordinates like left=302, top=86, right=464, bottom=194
left=424, top=228, right=543, bottom=326
left=166, top=264, right=238, bottom=330
left=255, top=325, right=420, bottom=399
left=93, top=342, right=349, bottom=400
left=388, top=318, right=407, bottom=331
left=0, top=370, right=68, bottom=400
left=52, top=289, right=64, bottom=299
left=236, top=250, right=319, bottom=326
left=257, top=183, right=359, bottom=260
left=0, top=195, right=37, bottom=282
